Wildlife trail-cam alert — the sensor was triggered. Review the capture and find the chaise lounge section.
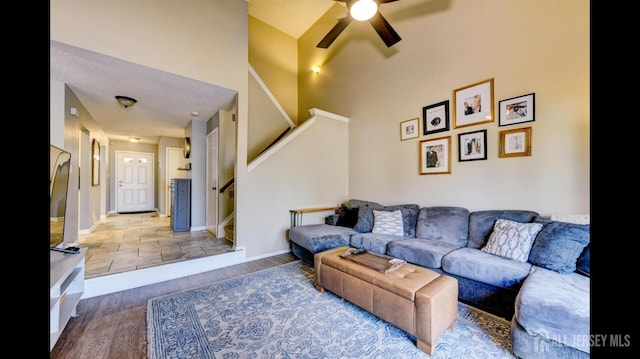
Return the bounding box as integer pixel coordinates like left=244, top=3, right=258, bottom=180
left=288, top=199, right=590, bottom=358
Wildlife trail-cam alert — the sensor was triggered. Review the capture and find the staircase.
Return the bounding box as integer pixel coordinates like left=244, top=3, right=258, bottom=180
left=224, top=224, right=234, bottom=242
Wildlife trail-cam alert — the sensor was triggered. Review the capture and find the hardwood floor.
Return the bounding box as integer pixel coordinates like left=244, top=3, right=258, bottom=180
left=50, top=252, right=297, bottom=358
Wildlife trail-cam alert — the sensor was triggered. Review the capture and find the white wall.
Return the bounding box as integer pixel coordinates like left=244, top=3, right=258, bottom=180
left=297, top=0, right=589, bottom=216
left=189, top=119, right=208, bottom=229
left=50, top=82, right=109, bottom=244
left=241, top=110, right=350, bottom=258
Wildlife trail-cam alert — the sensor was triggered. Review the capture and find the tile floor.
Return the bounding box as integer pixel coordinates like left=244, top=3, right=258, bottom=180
left=78, top=211, right=234, bottom=279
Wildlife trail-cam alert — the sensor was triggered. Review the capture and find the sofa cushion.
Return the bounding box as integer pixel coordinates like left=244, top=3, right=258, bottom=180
left=347, top=199, right=383, bottom=208
left=353, top=204, right=420, bottom=237
left=415, top=206, right=469, bottom=248
left=387, top=238, right=460, bottom=269
left=442, top=247, right=532, bottom=289
left=468, top=210, right=539, bottom=249
left=371, top=209, right=404, bottom=236
left=481, top=219, right=543, bottom=262
left=289, top=224, right=357, bottom=254
left=528, top=218, right=590, bottom=274
left=350, top=233, right=406, bottom=254
left=514, top=266, right=590, bottom=353
left=575, top=244, right=590, bottom=277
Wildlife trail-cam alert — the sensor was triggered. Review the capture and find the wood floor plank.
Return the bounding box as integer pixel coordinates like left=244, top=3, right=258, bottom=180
left=50, top=253, right=297, bottom=358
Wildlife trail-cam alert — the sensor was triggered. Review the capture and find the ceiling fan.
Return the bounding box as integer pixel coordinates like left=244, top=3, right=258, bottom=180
left=317, top=0, right=401, bottom=49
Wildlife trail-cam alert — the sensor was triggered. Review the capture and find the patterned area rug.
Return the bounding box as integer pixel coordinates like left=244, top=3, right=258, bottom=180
left=147, top=261, right=514, bottom=358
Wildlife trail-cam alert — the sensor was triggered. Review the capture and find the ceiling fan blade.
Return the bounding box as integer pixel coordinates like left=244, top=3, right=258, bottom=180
left=369, top=11, right=401, bottom=47
left=317, top=16, right=352, bottom=48
left=380, top=0, right=400, bottom=3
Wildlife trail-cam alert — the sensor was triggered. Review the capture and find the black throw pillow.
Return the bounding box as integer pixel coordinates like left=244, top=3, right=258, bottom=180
left=336, top=205, right=359, bottom=228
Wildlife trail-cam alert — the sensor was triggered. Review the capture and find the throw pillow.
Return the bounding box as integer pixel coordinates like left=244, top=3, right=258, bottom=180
left=353, top=204, right=419, bottom=236
left=335, top=204, right=359, bottom=228
left=481, top=219, right=543, bottom=262
left=371, top=209, right=404, bottom=236
left=353, top=204, right=385, bottom=233
left=529, top=218, right=590, bottom=274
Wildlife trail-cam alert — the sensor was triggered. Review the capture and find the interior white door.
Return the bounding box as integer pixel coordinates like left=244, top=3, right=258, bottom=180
left=166, top=147, right=187, bottom=217
left=116, top=151, right=155, bottom=213
left=207, top=129, right=219, bottom=236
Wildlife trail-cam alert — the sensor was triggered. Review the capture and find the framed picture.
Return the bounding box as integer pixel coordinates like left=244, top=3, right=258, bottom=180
left=92, top=139, right=100, bottom=186
left=453, top=78, right=494, bottom=128
left=400, top=117, right=420, bottom=141
left=458, top=129, right=487, bottom=162
left=499, top=93, right=535, bottom=126
left=423, top=100, right=450, bottom=135
left=499, top=127, right=532, bottom=158
left=419, top=136, right=451, bottom=175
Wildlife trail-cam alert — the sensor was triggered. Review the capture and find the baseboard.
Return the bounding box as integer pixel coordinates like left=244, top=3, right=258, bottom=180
left=83, top=247, right=247, bottom=299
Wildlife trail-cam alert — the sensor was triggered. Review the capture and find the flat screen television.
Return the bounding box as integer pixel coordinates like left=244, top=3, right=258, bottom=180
left=50, top=144, right=71, bottom=248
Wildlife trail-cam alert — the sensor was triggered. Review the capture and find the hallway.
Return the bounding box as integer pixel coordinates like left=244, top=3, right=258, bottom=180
left=79, top=212, right=233, bottom=279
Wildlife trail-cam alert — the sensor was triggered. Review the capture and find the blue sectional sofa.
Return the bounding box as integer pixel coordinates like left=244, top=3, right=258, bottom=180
left=288, top=199, right=590, bottom=358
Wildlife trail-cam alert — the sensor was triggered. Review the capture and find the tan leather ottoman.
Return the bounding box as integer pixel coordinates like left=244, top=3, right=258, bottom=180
left=314, top=246, right=458, bottom=355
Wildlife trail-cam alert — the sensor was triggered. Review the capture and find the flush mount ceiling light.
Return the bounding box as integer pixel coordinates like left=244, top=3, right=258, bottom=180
left=115, top=95, right=137, bottom=109
left=129, top=137, right=141, bottom=143
left=350, top=0, right=378, bottom=21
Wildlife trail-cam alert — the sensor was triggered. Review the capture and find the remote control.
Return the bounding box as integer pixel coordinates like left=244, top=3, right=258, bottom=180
left=352, top=248, right=365, bottom=255
left=51, top=246, right=81, bottom=254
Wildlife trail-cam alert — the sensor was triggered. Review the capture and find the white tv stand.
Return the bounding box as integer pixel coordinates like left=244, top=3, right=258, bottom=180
left=50, top=247, right=86, bottom=351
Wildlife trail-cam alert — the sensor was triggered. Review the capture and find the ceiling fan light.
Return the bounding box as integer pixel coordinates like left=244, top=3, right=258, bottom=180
left=115, top=95, right=137, bottom=109
left=350, top=0, right=378, bottom=21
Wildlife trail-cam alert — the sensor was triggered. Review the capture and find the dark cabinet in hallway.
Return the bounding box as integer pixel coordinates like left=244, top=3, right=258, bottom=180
left=170, top=178, right=191, bottom=232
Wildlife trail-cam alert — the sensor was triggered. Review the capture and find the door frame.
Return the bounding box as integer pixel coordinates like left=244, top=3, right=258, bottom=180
left=115, top=150, right=155, bottom=213
left=206, top=128, right=219, bottom=236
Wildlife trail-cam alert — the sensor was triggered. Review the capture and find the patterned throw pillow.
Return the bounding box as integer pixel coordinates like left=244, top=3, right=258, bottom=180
left=481, top=219, right=543, bottom=262
left=371, top=210, right=404, bottom=236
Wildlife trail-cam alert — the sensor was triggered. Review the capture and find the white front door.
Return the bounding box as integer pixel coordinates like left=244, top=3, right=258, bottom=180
left=166, top=147, right=187, bottom=217
left=116, top=151, right=154, bottom=212
left=207, top=129, right=219, bottom=236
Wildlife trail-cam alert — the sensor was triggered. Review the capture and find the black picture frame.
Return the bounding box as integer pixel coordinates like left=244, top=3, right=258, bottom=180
left=499, top=93, right=535, bottom=127
left=422, top=100, right=450, bottom=135
left=458, top=129, right=487, bottom=162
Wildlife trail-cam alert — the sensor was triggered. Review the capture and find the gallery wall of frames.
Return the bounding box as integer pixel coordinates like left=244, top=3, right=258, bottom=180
left=399, top=78, right=536, bottom=175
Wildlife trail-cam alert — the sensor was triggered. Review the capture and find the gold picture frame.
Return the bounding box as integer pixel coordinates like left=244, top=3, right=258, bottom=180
left=92, top=139, right=100, bottom=186
left=400, top=117, right=420, bottom=141
left=453, top=78, right=495, bottom=128
left=499, top=127, right=532, bottom=158
left=419, top=136, right=451, bottom=175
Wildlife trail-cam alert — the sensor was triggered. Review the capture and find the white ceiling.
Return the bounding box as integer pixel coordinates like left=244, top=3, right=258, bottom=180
left=50, top=1, right=336, bottom=145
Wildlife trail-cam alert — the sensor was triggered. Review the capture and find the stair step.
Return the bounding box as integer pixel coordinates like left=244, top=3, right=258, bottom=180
left=224, top=225, right=234, bottom=242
